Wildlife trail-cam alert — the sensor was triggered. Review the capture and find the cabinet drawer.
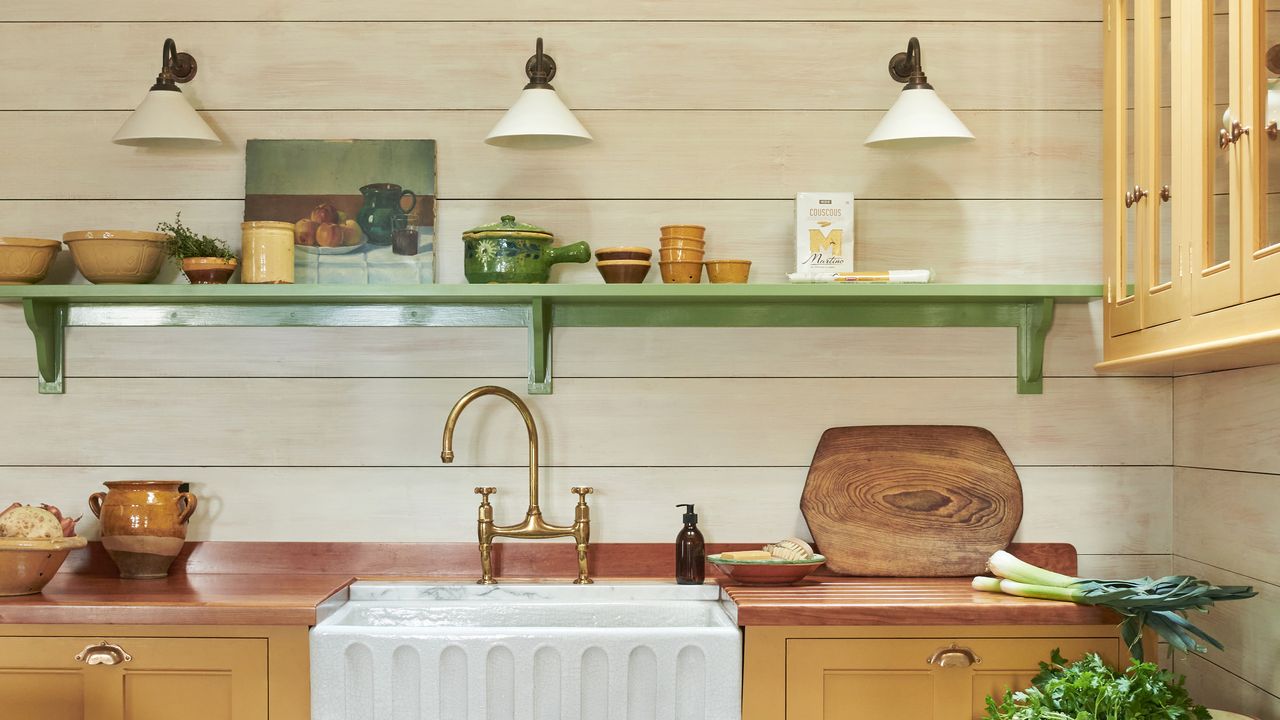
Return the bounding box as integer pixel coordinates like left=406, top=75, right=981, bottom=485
left=786, top=636, right=1121, bottom=720
left=0, top=636, right=268, bottom=720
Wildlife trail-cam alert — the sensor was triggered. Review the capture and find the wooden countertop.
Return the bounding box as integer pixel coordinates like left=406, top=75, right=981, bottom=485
left=0, top=573, right=354, bottom=626
left=723, top=577, right=1117, bottom=626
left=0, top=542, right=1097, bottom=627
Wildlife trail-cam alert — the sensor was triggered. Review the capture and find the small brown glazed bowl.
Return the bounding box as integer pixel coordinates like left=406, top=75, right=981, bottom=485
left=705, top=259, right=752, bottom=284
left=595, top=246, right=653, bottom=262
left=660, top=225, right=705, bottom=240
left=707, top=553, right=826, bottom=586
left=181, top=257, right=238, bottom=285
left=62, top=230, right=169, bottom=284
left=0, top=237, right=62, bottom=285
left=0, top=536, right=88, bottom=596
left=659, top=260, right=703, bottom=284
left=597, top=260, right=652, bottom=284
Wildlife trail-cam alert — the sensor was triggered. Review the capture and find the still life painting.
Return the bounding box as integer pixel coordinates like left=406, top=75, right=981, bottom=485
left=244, top=139, right=436, bottom=284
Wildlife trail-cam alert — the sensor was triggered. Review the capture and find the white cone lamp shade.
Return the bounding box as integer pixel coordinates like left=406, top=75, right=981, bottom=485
left=485, top=87, right=592, bottom=148
left=113, top=88, right=219, bottom=145
left=864, top=37, right=974, bottom=148
left=864, top=87, right=974, bottom=147
left=485, top=38, right=592, bottom=149
left=113, top=38, right=220, bottom=146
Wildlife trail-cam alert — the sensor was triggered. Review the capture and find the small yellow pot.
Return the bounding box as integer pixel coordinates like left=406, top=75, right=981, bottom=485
left=241, top=221, right=295, bottom=284
left=181, top=257, right=238, bottom=284
left=659, top=260, right=703, bottom=284
left=704, top=259, right=752, bottom=284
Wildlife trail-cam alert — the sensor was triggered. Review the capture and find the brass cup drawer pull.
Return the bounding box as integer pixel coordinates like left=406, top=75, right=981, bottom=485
left=1124, top=186, right=1148, bottom=208
left=927, top=644, right=981, bottom=668
left=75, top=641, right=132, bottom=666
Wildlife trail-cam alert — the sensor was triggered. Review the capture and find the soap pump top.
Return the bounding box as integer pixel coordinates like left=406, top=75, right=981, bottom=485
left=675, top=503, right=705, bottom=585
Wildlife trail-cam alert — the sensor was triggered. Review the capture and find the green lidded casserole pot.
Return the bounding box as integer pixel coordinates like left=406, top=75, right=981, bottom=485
left=462, top=215, right=590, bottom=284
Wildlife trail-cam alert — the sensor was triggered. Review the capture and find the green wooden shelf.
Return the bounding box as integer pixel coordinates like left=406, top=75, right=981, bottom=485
left=0, top=283, right=1102, bottom=395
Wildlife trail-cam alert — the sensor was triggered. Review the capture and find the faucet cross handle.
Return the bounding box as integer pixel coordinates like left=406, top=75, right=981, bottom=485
left=474, top=486, right=497, bottom=502
left=571, top=487, right=593, bottom=502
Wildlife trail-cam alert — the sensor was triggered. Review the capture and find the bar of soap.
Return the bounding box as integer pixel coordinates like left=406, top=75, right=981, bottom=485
left=719, top=550, right=774, bottom=561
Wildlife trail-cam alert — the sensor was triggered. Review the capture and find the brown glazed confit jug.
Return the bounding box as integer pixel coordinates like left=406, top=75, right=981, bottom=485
left=89, top=481, right=197, bottom=579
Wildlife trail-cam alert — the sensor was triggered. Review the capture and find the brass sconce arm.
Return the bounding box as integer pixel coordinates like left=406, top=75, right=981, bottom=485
left=152, top=38, right=199, bottom=91
left=887, top=36, right=933, bottom=90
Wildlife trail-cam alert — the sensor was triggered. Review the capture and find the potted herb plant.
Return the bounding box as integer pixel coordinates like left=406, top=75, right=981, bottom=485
left=985, top=650, right=1211, bottom=720
left=157, top=213, right=238, bottom=284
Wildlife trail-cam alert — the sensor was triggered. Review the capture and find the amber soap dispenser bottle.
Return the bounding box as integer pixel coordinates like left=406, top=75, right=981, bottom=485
left=675, top=503, right=705, bottom=585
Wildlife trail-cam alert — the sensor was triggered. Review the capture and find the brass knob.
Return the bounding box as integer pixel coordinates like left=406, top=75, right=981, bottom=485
left=1221, top=121, right=1251, bottom=148
left=1267, top=121, right=1278, bottom=141
left=75, top=641, right=131, bottom=666
left=1159, top=185, right=1172, bottom=203
left=927, top=644, right=980, bottom=668
left=1124, top=186, right=1148, bottom=208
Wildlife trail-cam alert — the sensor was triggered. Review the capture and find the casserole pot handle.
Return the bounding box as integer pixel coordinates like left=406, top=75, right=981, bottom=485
left=546, top=241, right=592, bottom=266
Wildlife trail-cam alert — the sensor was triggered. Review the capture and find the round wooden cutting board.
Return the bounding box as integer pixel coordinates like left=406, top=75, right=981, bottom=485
left=800, top=425, right=1023, bottom=577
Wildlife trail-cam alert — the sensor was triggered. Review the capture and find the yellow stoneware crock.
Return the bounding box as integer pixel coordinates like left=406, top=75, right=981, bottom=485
left=241, top=220, right=295, bottom=284
left=89, top=481, right=197, bottom=579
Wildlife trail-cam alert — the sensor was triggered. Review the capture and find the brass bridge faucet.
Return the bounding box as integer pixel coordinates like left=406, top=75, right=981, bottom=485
left=440, top=385, right=592, bottom=585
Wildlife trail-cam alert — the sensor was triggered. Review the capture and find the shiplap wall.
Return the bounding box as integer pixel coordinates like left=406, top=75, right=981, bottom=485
left=0, top=4, right=1172, bottom=581
left=1173, top=365, right=1280, bottom=719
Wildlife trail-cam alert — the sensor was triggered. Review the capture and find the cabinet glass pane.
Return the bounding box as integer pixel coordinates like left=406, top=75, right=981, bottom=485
left=1124, top=12, right=1138, bottom=298
left=1158, top=1, right=1174, bottom=285
left=1264, top=2, right=1280, bottom=252
left=1211, top=10, right=1232, bottom=267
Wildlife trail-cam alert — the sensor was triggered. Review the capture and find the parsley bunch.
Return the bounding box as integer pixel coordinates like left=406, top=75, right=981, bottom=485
left=984, top=650, right=1210, bottom=720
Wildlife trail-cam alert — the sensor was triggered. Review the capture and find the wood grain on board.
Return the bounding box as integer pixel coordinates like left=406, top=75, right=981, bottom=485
left=801, top=426, right=1023, bottom=576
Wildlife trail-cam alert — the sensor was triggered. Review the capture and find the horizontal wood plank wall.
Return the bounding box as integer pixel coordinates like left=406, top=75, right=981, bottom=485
left=0, top=2, right=1171, bottom=583
left=1174, top=366, right=1280, bottom=718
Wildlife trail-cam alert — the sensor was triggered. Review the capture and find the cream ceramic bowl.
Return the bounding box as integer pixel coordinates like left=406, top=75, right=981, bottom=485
left=63, top=230, right=169, bottom=284
left=0, top=237, right=62, bottom=284
left=0, top=536, right=87, bottom=596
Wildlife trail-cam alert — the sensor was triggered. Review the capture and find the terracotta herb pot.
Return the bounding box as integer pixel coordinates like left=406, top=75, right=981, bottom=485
left=182, top=257, right=238, bottom=284
left=88, top=481, right=197, bottom=579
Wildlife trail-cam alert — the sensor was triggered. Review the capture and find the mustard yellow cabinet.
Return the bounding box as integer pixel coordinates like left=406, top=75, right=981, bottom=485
left=1102, top=0, right=1280, bottom=371
left=0, top=626, right=309, bottom=720
left=743, top=625, right=1134, bottom=720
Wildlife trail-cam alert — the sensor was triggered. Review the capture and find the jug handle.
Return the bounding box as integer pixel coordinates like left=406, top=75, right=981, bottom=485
left=399, top=189, right=417, bottom=216
left=177, top=492, right=198, bottom=524
left=88, top=492, right=105, bottom=519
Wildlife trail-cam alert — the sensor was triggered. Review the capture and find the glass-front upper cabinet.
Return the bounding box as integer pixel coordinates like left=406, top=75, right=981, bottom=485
left=1241, top=0, right=1280, bottom=300
left=1106, top=0, right=1184, bottom=335
left=1106, top=0, right=1144, bottom=336
left=1190, top=0, right=1244, bottom=315
left=1143, top=0, right=1184, bottom=327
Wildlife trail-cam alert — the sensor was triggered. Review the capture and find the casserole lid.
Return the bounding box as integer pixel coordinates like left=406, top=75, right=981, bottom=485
left=462, top=215, right=553, bottom=240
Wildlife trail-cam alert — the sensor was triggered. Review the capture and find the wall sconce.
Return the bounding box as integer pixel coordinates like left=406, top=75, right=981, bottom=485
left=113, top=38, right=219, bottom=146
left=485, top=38, right=593, bottom=148
left=864, top=37, right=974, bottom=148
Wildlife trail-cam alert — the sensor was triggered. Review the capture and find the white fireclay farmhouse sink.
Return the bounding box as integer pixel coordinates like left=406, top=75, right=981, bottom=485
left=311, top=582, right=742, bottom=720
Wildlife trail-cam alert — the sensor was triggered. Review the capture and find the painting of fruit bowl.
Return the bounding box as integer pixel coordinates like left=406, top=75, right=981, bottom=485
left=244, top=139, right=436, bottom=284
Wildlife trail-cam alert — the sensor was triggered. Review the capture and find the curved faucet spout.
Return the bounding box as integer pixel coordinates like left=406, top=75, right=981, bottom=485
left=440, top=385, right=540, bottom=512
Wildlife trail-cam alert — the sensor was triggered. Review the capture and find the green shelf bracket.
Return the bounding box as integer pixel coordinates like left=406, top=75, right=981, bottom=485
left=528, top=297, right=553, bottom=395
left=1016, top=298, right=1055, bottom=395
left=0, top=284, right=1098, bottom=397
left=23, top=299, right=67, bottom=395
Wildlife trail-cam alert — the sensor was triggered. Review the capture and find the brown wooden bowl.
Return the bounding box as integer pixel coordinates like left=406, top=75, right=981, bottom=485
left=596, top=260, right=651, bottom=284
left=708, top=553, right=826, bottom=585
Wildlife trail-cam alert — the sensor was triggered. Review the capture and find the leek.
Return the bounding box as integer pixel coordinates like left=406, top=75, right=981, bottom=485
left=973, top=551, right=1257, bottom=660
